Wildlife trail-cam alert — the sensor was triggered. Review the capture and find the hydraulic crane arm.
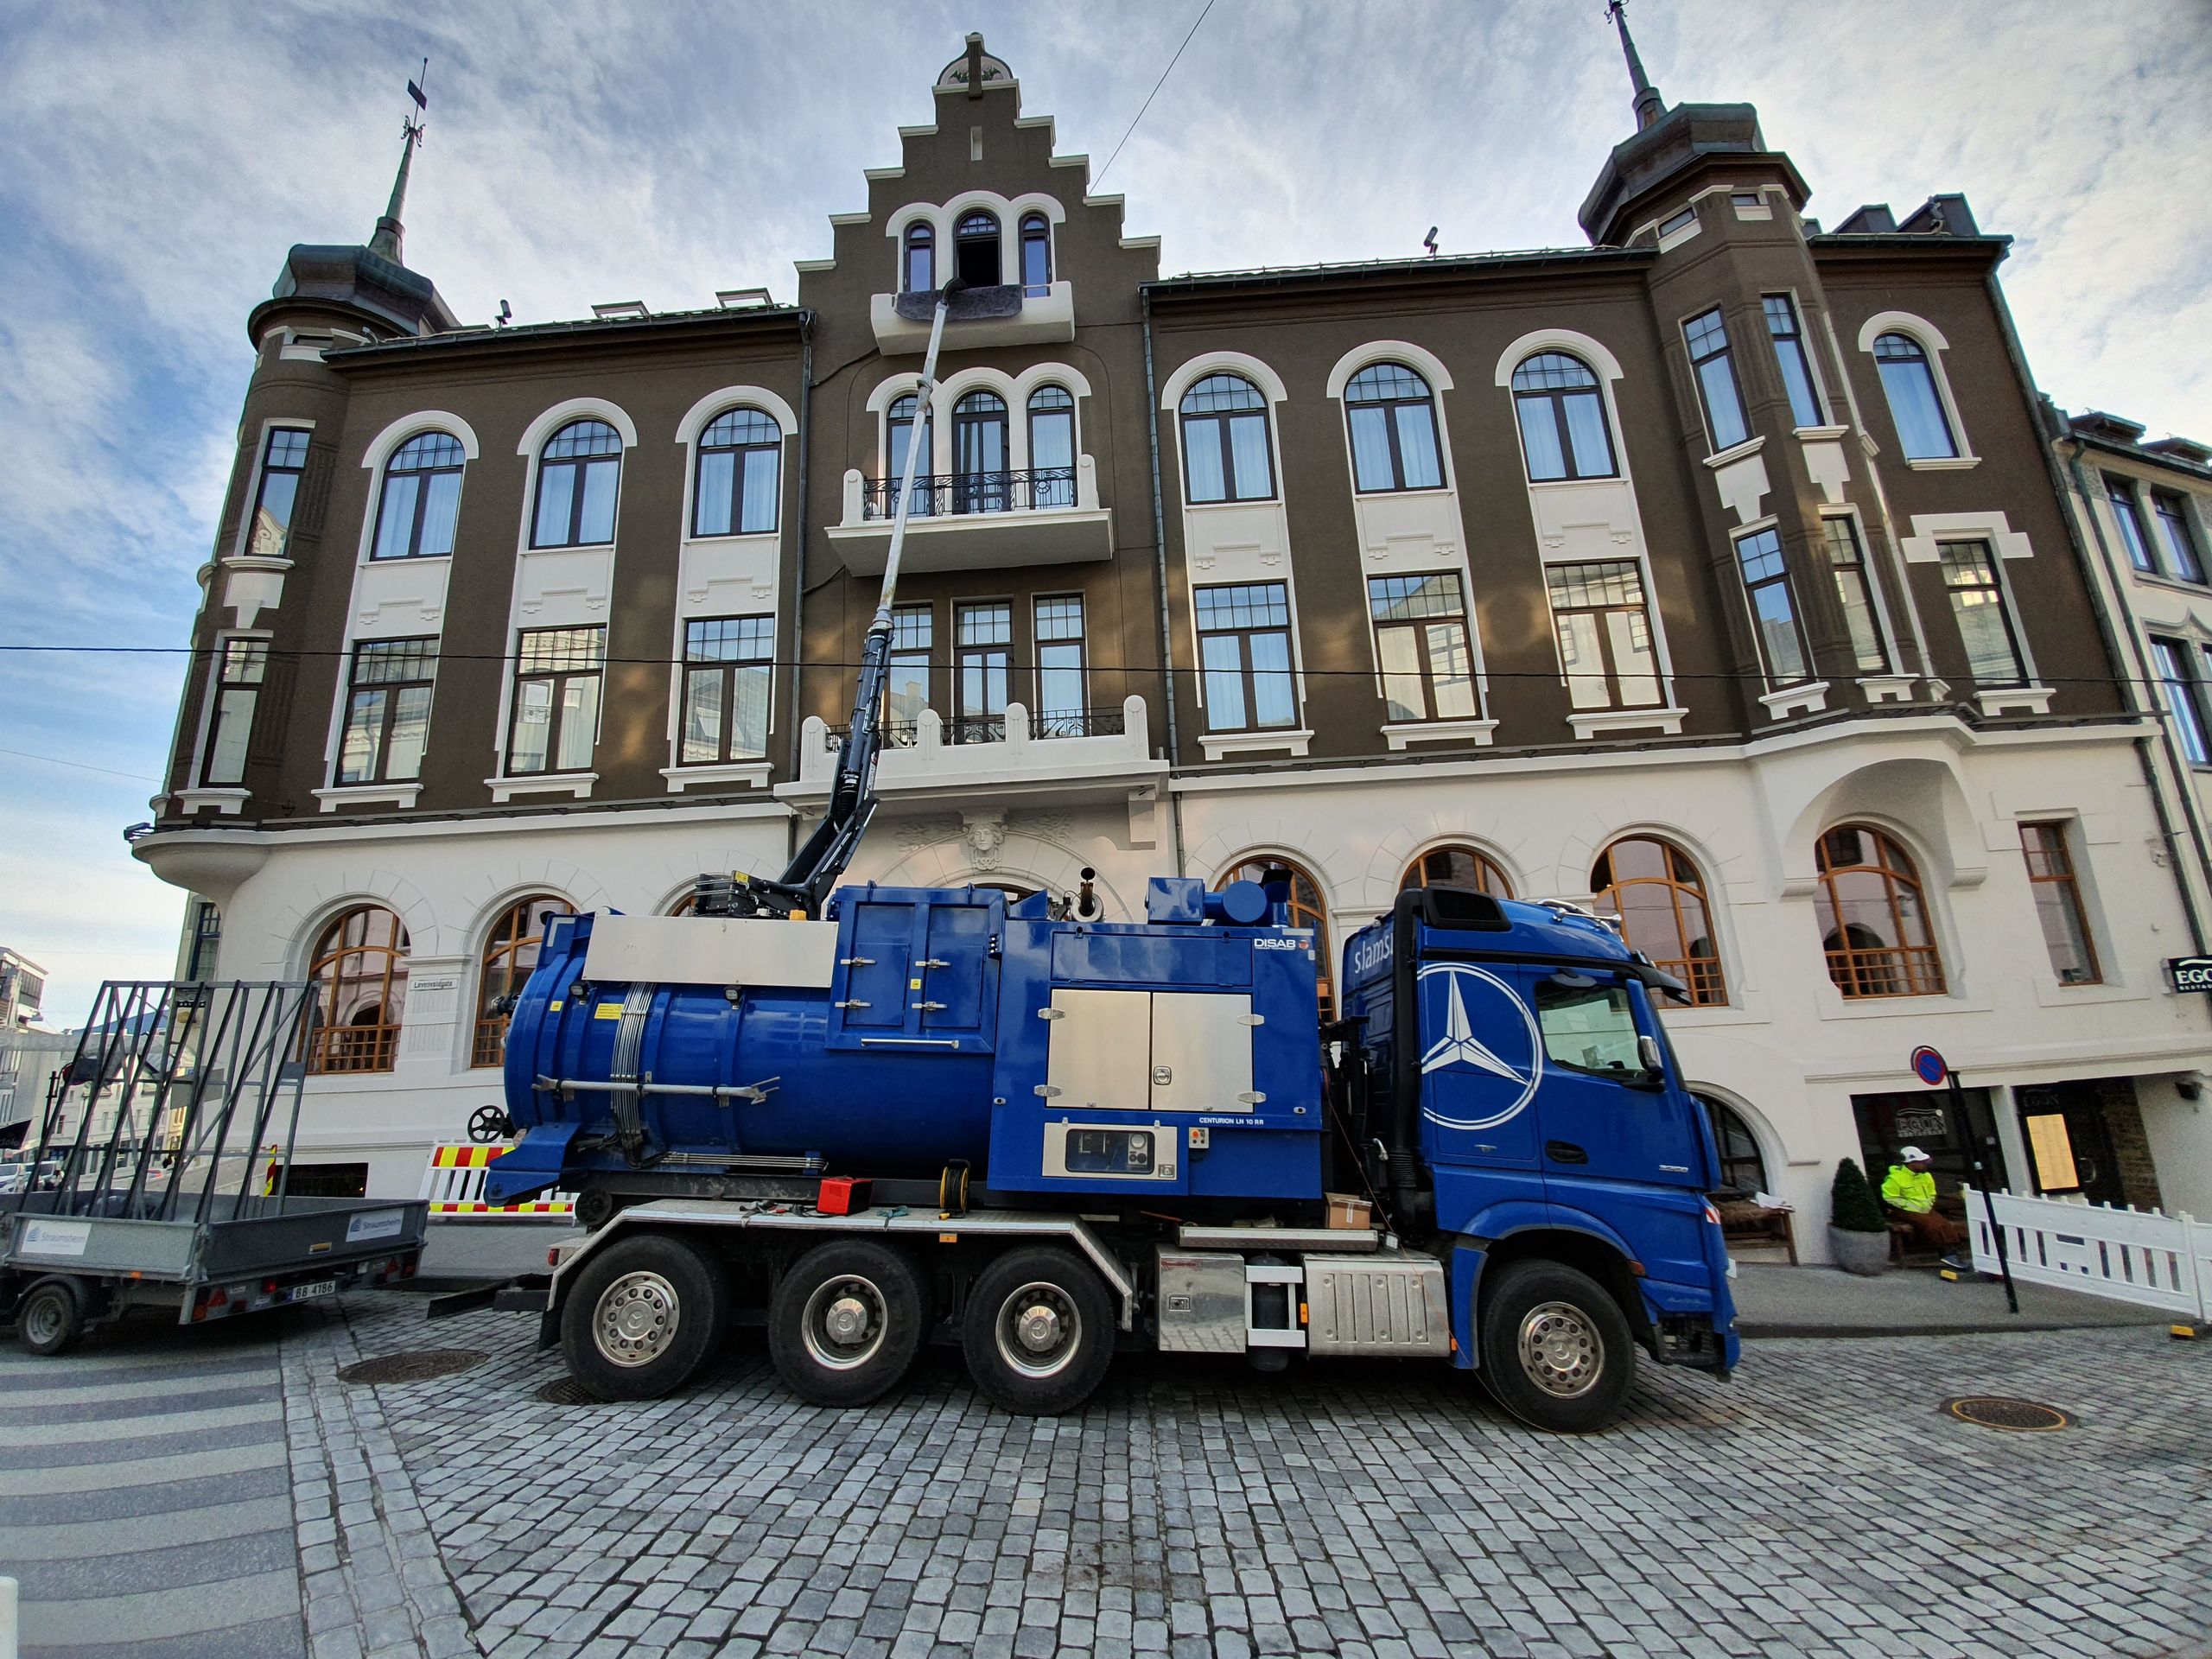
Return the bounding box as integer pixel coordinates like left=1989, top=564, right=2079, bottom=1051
left=731, top=280, right=964, bottom=918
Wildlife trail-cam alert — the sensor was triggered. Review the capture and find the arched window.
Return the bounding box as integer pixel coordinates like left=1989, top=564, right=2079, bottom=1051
left=1698, top=1095, right=1770, bottom=1193
left=473, top=896, right=574, bottom=1067
left=1590, top=836, right=1726, bottom=1006
left=1027, top=385, right=1076, bottom=507
left=1815, top=825, right=1947, bottom=997
left=371, top=432, right=465, bottom=561
left=1020, top=213, right=1052, bottom=296
left=1401, top=845, right=1512, bottom=899
left=952, top=390, right=1010, bottom=513
left=1217, top=858, right=1332, bottom=1015
left=1511, top=352, right=1618, bottom=482
left=955, top=210, right=1001, bottom=287
left=693, top=407, right=781, bottom=537
left=903, top=221, right=933, bottom=294
left=1344, top=363, right=1444, bottom=493
left=1179, top=374, right=1274, bottom=504
left=306, top=906, right=409, bottom=1074
left=1872, top=334, right=1959, bottom=461
left=531, top=419, right=622, bottom=549
left=887, top=392, right=935, bottom=516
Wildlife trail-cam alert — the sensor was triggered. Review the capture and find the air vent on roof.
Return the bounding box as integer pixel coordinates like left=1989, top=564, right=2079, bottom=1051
left=715, top=287, right=773, bottom=309
left=590, top=300, right=650, bottom=320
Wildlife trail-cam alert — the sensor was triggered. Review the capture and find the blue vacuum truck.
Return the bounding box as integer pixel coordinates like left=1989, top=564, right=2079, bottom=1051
left=467, top=283, right=1738, bottom=1431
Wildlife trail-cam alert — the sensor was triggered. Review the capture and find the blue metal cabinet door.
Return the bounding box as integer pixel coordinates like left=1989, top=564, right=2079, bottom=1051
left=919, top=904, right=992, bottom=1033
left=835, top=902, right=915, bottom=1029
left=1529, top=972, right=1707, bottom=1285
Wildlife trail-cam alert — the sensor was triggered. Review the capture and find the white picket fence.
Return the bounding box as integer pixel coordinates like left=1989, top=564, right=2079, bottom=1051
left=1962, top=1186, right=2210, bottom=1323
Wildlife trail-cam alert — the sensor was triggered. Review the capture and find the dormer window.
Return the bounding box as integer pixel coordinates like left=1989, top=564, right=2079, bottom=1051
left=1020, top=213, right=1052, bottom=296
left=904, top=222, right=933, bottom=294
left=956, top=211, right=1001, bottom=287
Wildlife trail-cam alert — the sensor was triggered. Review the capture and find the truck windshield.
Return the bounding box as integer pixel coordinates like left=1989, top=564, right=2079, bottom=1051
left=1535, top=977, right=1645, bottom=1077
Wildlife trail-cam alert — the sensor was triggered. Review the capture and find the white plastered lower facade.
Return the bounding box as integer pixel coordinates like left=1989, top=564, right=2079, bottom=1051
left=139, top=719, right=2212, bottom=1241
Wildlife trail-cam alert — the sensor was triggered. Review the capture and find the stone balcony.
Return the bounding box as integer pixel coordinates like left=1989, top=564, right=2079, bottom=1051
left=827, top=458, right=1113, bottom=574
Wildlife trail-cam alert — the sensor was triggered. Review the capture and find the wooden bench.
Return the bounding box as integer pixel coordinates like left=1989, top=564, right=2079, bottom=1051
left=1715, top=1200, right=1797, bottom=1264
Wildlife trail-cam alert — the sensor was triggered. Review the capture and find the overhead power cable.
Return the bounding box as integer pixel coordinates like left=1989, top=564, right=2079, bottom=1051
left=1093, top=0, right=1217, bottom=190
left=0, top=745, right=162, bottom=784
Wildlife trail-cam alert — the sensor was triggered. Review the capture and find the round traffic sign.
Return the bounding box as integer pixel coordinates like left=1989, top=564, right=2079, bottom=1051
left=1910, top=1046, right=1948, bottom=1086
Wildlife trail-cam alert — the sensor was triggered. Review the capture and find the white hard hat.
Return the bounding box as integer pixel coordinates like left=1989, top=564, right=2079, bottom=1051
left=1898, top=1145, right=1931, bottom=1162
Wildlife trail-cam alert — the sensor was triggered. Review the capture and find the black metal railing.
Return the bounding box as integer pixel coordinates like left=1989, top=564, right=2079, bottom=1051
left=825, top=705, right=1126, bottom=751
left=1030, top=705, right=1125, bottom=740
left=861, top=467, right=1078, bottom=521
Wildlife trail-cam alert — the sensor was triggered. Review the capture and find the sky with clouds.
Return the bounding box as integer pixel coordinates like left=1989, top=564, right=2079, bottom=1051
left=0, top=0, right=2205, bottom=1027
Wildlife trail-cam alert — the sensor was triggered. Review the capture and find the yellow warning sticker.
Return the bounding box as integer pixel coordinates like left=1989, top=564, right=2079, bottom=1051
left=594, top=1002, right=623, bottom=1020
left=549, top=1001, right=563, bottom=1011
left=911, top=977, right=923, bottom=990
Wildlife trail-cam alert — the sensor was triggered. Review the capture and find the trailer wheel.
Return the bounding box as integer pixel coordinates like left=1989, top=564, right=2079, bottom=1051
left=1476, top=1259, right=1634, bottom=1433
left=962, top=1247, right=1116, bottom=1416
left=17, top=1276, right=87, bottom=1357
left=767, top=1241, right=925, bottom=1407
left=561, top=1233, right=729, bottom=1401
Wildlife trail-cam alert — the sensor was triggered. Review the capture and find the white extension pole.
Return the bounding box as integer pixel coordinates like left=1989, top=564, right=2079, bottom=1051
left=871, top=290, right=956, bottom=631
left=1, top=1573, right=18, bottom=1659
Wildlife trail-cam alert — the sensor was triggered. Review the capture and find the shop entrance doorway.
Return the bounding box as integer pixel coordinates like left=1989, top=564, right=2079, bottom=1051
left=2013, top=1082, right=2126, bottom=1206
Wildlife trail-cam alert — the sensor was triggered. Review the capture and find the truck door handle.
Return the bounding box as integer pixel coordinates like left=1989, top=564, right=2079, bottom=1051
left=1546, top=1140, right=1588, bottom=1165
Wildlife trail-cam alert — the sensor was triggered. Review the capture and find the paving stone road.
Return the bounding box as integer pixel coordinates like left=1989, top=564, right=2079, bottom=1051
left=3, top=1292, right=2209, bottom=1658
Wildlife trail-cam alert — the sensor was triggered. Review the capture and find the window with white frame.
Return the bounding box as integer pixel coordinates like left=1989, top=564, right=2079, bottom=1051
left=1033, top=595, right=1088, bottom=734
left=955, top=601, right=1012, bottom=742
left=2105, top=474, right=2158, bottom=573
left=885, top=604, right=932, bottom=739
left=335, top=638, right=437, bottom=785
left=1020, top=213, right=1052, bottom=296
left=1510, top=353, right=1617, bottom=482
left=1544, top=562, right=1662, bottom=709
left=1821, top=516, right=1890, bottom=673
left=1179, top=375, right=1274, bottom=504
left=201, top=638, right=269, bottom=785
left=531, top=421, right=622, bottom=549
left=371, top=433, right=464, bottom=561
left=693, top=409, right=780, bottom=537
left=1872, top=334, right=1959, bottom=460
left=247, top=428, right=310, bottom=560
left=1196, top=582, right=1296, bottom=732
left=2151, top=637, right=2212, bottom=765
left=1027, top=386, right=1076, bottom=507
left=1732, top=526, right=1810, bottom=686
left=506, top=626, right=604, bottom=774
left=1344, top=363, right=1444, bottom=493
left=679, top=617, right=773, bottom=765
left=1936, top=539, right=2026, bottom=686
left=1684, top=308, right=1749, bottom=451
left=1763, top=296, right=1826, bottom=428
left=1368, top=573, right=1477, bottom=721
left=2151, top=490, right=2207, bottom=583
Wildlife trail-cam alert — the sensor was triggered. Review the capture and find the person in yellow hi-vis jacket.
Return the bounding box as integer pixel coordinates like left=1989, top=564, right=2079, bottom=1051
left=1883, top=1146, right=1968, bottom=1268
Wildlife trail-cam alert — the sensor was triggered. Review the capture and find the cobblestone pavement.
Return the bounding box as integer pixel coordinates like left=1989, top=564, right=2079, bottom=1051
left=311, top=1292, right=2212, bottom=1659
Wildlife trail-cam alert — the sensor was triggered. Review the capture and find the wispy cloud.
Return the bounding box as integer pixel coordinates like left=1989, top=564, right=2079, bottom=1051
left=0, top=0, right=2202, bottom=1023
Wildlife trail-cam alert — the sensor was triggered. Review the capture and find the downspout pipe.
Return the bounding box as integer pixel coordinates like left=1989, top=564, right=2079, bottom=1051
left=1141, top=289, right=1187, bottom=877
left=785, top=313, right=815, bottom=837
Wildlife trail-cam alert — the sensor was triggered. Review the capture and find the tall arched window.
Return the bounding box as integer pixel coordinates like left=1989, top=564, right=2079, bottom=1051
left=887, top=393, right=933, bottom=517
left=952, top=390, right=1010, bottom=513
left=307, top=906, right=410, bottom=1074
left=1402, top=845, right=1512, bottom=899
left=1020, top=213, right=1052, bottom=296
left=1218, top=858, right=1332, bottom=1015
left=1872, top=334, right=1959, bottom=461
left=371, top=432, right=465, bottom=561
left=1344, top=363, right=1444, bottom=493
left=1027, top=385, right=1076, bottom=507
left=1698, top=1095, right=1770, bottom=1193
left=1591, top=836, right=1726, bottom=1006
left=903, top=222, right=933, bottom=294
left=1179, top=374, right=1274, bottom=504
left=474, top=895, right=574, bottom=1067
left=693, top=407, right=781, bottom=537
left=531, top=420, right=622, bottom=549
left=955, top=210, right=1001, bottom=286
left=1511, top=352, right=1618, bottom=482
left=1815, top=825, right=1947, bottom=997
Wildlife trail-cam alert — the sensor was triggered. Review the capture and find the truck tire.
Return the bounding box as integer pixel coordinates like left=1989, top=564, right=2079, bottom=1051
left=561, top=1233, right=729, bottom=1401
left=962, top=1247, right=1116, bottom=1416
left=18, top=1276, right=87, bottom=1357
left=767, top=1240, right=925, bottom=1408
left=1476, top=1259, right=1634, bottom=1433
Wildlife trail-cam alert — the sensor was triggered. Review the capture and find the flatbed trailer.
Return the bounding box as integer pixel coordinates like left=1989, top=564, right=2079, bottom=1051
left=0, top=980, right=427, bottom=1354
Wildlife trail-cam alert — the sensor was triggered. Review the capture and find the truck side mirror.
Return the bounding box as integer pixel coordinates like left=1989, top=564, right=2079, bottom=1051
left=1636, top=1033, right=1665, bottom=1078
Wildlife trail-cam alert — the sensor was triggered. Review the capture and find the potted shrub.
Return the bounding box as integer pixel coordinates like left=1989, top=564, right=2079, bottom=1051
left=1827, top=1157, right=1891, bottom=1275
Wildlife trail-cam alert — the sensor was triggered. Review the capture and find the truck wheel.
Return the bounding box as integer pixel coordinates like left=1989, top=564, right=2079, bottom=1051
left=962, top=1247, right=1116, bottom=1416
left=18, top=1276, right=87, bottom=1357
left=1477, top=1260, right=1634, bottom=1433
left=561, top=1233, right=728, bottom=1401
left=767, top=1241, right=925, bottom=1407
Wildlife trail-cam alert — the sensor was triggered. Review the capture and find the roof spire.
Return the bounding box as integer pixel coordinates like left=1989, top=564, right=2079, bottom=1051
left=1604, top=1, right=1666, bottom=130
left=368, top=61, right=429, bottom=264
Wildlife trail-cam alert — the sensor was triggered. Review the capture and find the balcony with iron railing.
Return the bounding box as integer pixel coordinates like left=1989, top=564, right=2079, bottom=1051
left=830, top=455, right=1113, bottom=575
left=780, top=696, right=1165, bottom=820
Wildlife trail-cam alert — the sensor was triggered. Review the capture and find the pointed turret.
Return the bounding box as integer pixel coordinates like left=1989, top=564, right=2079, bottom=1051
left=367, top=109, right=421, bottom=264
left=1607, top=1, right=1667, bottom=131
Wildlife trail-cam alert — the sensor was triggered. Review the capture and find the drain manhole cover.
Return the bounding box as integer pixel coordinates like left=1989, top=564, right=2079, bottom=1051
left=1942, top=1395, right=2072, bottom=1432
left=339, top=1349, right=487, bottom=1386
left=535, top=1377, right=605, bottom=1406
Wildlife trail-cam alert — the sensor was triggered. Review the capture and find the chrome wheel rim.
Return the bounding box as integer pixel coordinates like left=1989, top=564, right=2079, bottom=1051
left=594, top=1271, right=681, bottom=1368
left=23, top=1291, right=67, bottom=1348
left=1516, top=1300, right=1602, bottom=1398
left=800, top=1274, right=888, bottom=1371
left=995, top=1281, right=1079, bottom=1379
